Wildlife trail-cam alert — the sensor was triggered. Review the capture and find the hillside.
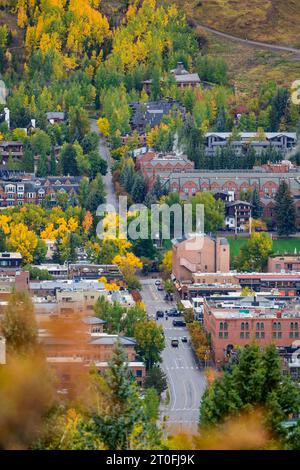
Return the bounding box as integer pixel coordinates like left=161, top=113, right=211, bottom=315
left=181, top=0, right=300, bottom=47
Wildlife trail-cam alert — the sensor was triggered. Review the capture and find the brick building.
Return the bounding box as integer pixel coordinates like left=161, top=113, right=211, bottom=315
left=172, top=234, right=230, bottom=282
left=203, top=297, right=300, bottom=365
left=0, top=176, right=83, bottom=207
left=268, top=255, right=300, bottom=273
left=40, top=316, right=146, bottom=390
left=137, top=151, right=194, bottom=183
left=176, top=271, right=300, bottom=300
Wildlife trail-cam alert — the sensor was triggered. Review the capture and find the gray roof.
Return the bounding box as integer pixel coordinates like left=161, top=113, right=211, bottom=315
left=174, top=73, right=200, bottom=84
left=30, top=280, right=105, bottom=291
left=0, top=252, right=22, bottom=259
left=82, top=316, right=106, bottom=325
left=129, top=99, right=186, bottom=133
left=226, top=200, right=252, bottom=207
left=206, top=132, right=297, bottom=140
left=89, top=336, right=136, bottom=346
left=47, top=112, right=65, bottom=120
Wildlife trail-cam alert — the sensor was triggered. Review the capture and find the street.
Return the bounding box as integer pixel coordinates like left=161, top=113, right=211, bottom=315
left=91, top=121, right=207, bottom=431
left=90, top=119, right=117, bottom=210
left=140, top=278, right=207, bottom=431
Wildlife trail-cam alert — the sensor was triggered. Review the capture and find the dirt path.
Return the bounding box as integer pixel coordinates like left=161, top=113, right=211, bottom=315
left=194, top=22, right=300, bottom=56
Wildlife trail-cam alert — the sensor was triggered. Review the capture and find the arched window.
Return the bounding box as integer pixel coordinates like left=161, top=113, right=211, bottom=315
left=277, top=322, right=281, bottom=330
left=256, top=322, right=260, bottom=330
left=290, top=322, right=294, bottom=330
left=295, top=323, right=298, bottom=331
left=224, top=322, right=228, bottom=331
left=220, top=322, right=223, bottom=330
left=260, top=323, right=264, bottom=330
left=245, top=322, right=249, bottom=331
left=273, top=322, right=277, bottom=330
left=241, top=322, right=245, bottom=330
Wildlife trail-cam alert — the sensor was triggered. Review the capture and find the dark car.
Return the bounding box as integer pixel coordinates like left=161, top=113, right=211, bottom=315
left=171, top=338, right=179, bottom=347
left=173, top=320, right=186, bottom=327
left=156, top=310, right=164, bottom=319
left=181, top=336, right=188, bottom=343
left=157, top=285, right=164, bottom=291
left=167, top=310, right=181, bottom=317
left=167, top=308, right=179, bottom=316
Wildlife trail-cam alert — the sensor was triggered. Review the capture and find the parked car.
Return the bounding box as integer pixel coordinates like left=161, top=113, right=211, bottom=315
left=157, top=285, right=164, bottom=291
left=156, top=310, right=164, bottom=319
left=168, top=307, right=177, bottom=314
left=167, top=309, right=180, bottom=317
left=181, top=336, right=188, bottom=343
left=155, top=279, right=161, bottom=286
left=171, top=338, right=179, bottom=347
left=173, top=320, right=186, bottom=327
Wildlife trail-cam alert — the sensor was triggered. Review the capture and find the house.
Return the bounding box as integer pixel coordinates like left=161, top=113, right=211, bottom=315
left=225, top=200, right=252, bottom=231
left=172, top=233, right=230, bottom=282
left=0, top=141, right=23, bottom=164
left=46, top=112, right=65, bottom=125
left=142, top=62, right=200, bottom=93
left=126, top=98, right=186, bottom=136
left=204, top=132, right=297, bottom=157
left=0, top=252, right=23, bottom=268
left=170, top=62, right=201, bottom=89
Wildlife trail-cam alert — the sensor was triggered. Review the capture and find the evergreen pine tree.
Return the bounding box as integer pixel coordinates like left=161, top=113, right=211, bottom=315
left=274, top=181, right=296, bottom=236
left=216, top=105, right=226, bottom=131
left=131, top=173, right=146, bottom=203
left=93, top=340, right=144, bottom=450
left=36, top=152, right=49, bottom=177
left=0, top=227, right=6, bottom=252
left=251, top=188, right=263, bottom=219
left=52, top=235, right=63, bottom=264
left=22, top=147, right=35, bottom=173
left=49, top=151, right=57, bottom=176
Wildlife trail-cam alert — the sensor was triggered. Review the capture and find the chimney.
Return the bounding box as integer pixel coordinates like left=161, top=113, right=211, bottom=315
left=176, top=61, right=184, bottom=74
left=277, top=310, right=282, bottom=319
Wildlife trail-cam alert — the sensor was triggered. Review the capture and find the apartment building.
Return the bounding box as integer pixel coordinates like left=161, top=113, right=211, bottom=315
left=203, top=296, right=300, bottom=364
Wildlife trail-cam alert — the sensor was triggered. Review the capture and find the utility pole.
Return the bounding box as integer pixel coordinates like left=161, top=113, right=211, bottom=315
left=235, top=206, right=238, bottom=238
left=249, top=208, right=252, bottom=235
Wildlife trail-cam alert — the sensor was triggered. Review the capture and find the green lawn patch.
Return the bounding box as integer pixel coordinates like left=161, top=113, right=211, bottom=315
left=227, top=236, right=300, bottom=261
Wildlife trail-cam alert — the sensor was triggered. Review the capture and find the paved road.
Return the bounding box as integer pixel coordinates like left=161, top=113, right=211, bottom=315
left=90, top=119, right=117, bottom=210
left=140, top=278, right=207, bottom=432
left=194, top=22, right=300, bottom=56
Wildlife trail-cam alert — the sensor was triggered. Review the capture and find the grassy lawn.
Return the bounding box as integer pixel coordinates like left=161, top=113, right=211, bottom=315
left=227, top=236, right=300, bottom=260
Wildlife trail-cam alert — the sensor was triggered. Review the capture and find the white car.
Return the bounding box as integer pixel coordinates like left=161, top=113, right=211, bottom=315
left=155, top=279, right=161, bottom=286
